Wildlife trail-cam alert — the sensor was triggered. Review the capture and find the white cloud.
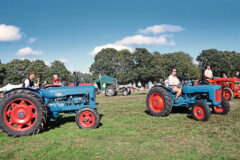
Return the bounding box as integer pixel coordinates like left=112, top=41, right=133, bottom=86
left=115, top=34, right=175, bottom=45
left=0, top=24, right=22, bottom=42
left=90, top=44, right=133, bottom=56
left=17, top=47, right=42, bottom=56
left=59, top=58, right=68, bottom=63
left=138, top=24, right=184, bottom=34
left=91, top=24, right=184, bottom=56
left=28, top=38, right=36, bottom=43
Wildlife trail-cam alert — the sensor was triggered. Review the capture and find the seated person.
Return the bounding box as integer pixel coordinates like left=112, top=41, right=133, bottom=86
left=52, top=74, right=62, bottom=86
left=22, top=71, right=40, bottom=89
left=166, top=69, right=182, bottom=104
left=204, top=65, right=213, bottom=79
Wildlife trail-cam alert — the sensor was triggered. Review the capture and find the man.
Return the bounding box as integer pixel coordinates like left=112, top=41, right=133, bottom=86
left=23, top=71, right=40, bottom=89
left=235, top=71, right=240, bottom=79
left=167, top=69, right=182, bottom=104
left=52, top=74, right=62, bottom=86
left=204, top=65, right=213, bottom=79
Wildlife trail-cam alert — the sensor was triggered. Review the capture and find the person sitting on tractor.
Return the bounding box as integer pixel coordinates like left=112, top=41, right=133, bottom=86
left=22, top=71, right=40, bottom=89
left=235, top=71, right=240, bottom=79
left=167, top=69, right=182, bottom=104
left=52, top=74, right=62, bottom=86
left=204, top=65, right=213, bottom=79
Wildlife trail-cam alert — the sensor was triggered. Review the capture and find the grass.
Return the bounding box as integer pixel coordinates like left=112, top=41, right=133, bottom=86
left=0, top=92, right=239, bottom=160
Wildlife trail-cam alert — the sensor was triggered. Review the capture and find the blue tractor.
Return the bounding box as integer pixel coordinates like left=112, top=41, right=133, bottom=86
left=0, top=83, right=100, bottom=137
left=146, top=83, right=230, bottom=121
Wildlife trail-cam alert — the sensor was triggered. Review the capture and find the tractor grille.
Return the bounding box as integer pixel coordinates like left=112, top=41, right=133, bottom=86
left=215, top=89, right=222, bottom=102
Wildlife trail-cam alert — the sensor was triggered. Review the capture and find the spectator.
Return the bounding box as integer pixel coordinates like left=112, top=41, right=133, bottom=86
left=138, top=81, right=142, bottom=88
left=22, top=71, right=40, bottom=89
left=52, top=74, right=62, bottom=86
left=204, top=65, right=213, bottom=79
left=235, top=71, right=240, bottom=79
left=166, top=69, right=182, bottom=104
left=148, top=80, right=153, bottom=89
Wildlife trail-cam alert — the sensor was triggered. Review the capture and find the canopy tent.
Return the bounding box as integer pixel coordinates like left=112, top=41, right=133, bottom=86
left=95, top=74, right=118, bottom=90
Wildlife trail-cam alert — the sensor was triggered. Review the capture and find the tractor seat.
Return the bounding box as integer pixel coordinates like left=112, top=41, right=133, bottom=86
left=43, top=84, right=62, bottom=89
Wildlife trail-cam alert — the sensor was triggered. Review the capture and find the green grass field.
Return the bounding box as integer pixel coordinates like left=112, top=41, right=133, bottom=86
left=0, top=92, right=239, bottom=160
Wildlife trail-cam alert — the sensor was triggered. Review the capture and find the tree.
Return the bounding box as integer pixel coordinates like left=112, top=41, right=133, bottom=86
left=73, top=72, right=94, bottom=83
left=25, top=60, right=48, bottom=84
left=196, top=49, right=240, bottom=77
left=46, top=60, right=72, bottom=84
left=90, top=48, right=119, bottom=80
left=3, top=59, right=32, bottom=85
left=0, top=60, right=6, bottom=87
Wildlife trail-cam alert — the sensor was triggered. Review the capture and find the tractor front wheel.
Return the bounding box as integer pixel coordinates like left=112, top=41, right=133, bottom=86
left=222, top=88, right=234, bottom=101
left=213, top=98, right=230, bottom=115
left=75, top=108, right=100, bottom=129
left=191, top=101, right=211, bottom=121
left=123, top=89, right=128, bottom=96
left=146, top=87, right=172, bottom=117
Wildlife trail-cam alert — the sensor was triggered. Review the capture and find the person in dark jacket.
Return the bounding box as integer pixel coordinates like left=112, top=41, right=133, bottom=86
left=22, top=71, right=39, bottom=89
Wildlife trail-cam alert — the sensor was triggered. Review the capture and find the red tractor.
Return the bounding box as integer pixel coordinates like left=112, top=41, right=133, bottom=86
left=197, top=77, right=240, bottom=101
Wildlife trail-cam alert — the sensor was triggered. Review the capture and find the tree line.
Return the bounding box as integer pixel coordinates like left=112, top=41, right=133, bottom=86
left=0, top=48, right=239, bottom=87
left=0, top=59, right=93, bottom=87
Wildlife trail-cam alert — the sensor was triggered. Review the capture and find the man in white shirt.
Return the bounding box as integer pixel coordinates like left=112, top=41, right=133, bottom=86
left=167, top=69, right=182, bottom=104
left=204, top=65, right=213, bottom=79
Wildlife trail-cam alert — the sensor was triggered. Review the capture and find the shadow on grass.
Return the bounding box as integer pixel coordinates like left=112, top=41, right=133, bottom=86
left=144, top=107, right=194, bottom=120
left=44, top=114, right=103, bottom=131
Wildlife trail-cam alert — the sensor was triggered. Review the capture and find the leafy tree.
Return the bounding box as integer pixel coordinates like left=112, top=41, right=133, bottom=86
left=90, top=48, right=120, bottom=80
left=46, top=60, right=72, bottom=84
left=73, top=72, right=94, bottom=83
left=3, top=59, right=32, bottom=85
left=196, top=49, right=240, bottom=77
left=0, top=60, right=6, bottom=87
left=25, top=60, right=48, bottom=84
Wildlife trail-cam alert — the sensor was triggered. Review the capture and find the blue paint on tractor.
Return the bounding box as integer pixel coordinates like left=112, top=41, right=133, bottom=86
left=4, top=85, right=97, bottom=121
left=154, top=84, right=222, bottom=108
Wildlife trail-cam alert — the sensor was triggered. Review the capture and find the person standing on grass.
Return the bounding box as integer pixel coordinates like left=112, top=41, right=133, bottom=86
left=204, top=65, right=213, bottom=79
left=167, top=69, right=182, bottom=104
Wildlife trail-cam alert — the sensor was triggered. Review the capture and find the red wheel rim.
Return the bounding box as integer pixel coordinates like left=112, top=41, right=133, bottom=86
left=223, top=90, right=231, bottom=100
left=79, top=111, right=96, bottom=128
left=214, top=102, right=226, bottom=113
left=149, top=93, right=164, bottom=113
left=3, top=98, right=38, bottom=131
left=193, top=105, right=205, bottom=120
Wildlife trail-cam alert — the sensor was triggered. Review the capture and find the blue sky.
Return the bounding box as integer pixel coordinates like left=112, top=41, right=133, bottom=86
left=0, top=0, right=239, bottom=73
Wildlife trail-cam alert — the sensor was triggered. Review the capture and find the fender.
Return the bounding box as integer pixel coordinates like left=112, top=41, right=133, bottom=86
left=152, top=85, right=172, bottom=92
left=3, top=87, right=42, bottom=97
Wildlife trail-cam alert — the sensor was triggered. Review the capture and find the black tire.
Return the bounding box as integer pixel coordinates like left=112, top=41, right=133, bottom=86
left=222, top=88, right=234, bottom=101
left=213, top=98, right=230, bottom=115
left=146, top=87, right=172, bottom=117
left=75, top=108, right=100, bottom=129
left=122, top=89, right=128, bottom=96
left=0, top=89, right=47, bottom=137
left=105, top=85, right=116, bottom=96
left=191, top=101, right=211, bottom=121
left=128, top=90, right=131, bottom=95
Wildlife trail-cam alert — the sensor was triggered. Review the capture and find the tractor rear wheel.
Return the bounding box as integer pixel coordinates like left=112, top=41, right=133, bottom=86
left=222, top=88, right=234, bottom=101
left=105, top=85, right=116, bottom=96
left=75, top=108, right=100, bottom=129
left=213, top=98, right=230, bottom=115
left=146, top=87, right=172, bottom=117
left=0, top=89, right=47, bottom=137
left=123, top=89, right=128, bottom=96
left=191, top=101, right=210, bottom=121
